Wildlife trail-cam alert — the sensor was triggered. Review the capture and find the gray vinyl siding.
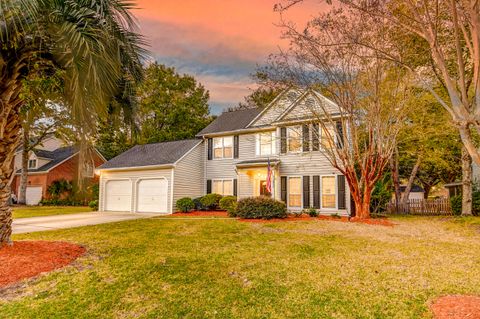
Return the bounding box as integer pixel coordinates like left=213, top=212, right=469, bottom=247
left=280, top=92, right=339, bottom=122
left=173, top=142, right=204, bottom=210
left=99, top=168, right=173, bottom=213
left=249, top=89, right=302, bottom=127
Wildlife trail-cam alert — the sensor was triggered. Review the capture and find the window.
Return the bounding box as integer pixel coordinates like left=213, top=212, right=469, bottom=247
left=321, top=125, right=335, bottom=150
left=213, top=136, right=233, bottom=159
left=256, top=132, right=276, bottom=156
left=287, top=127, right=302, bottom=153
left=212, top=180, right=233, bottom=196
left=322, top=176, right=336, bottom=208
left=288, top=177, right=302, bottom=207
left=28, top=159, right=37, bottom=169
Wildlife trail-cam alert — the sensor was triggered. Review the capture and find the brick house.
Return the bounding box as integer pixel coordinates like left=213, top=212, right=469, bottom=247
left=11, top=136, right=106, bottom=205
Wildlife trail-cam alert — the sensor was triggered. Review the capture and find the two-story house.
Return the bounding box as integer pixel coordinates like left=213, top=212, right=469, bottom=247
left=11, top=135, right=106, bottom=205
left=96, top=88, right=351, bottom=215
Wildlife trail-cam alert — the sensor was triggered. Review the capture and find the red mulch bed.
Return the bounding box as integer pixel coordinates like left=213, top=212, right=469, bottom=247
left=172, top=210, right=229, bottom=217
left=239, top=214, right=394, bottom=227
left=0, top=241, right=86, bottom=288
left=431, top=295, right=480, bottom=319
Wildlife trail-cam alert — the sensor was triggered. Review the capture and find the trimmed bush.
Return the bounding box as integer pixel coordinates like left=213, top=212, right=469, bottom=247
left=219, top=196, right=237, bottom=215
left=176, top=197, right=195, bottom=213
left=306, top=207, right=318, bottom=217
left=235, top=196, right=287, bottom=219
left=89, top=200, right=99, bottom=211
left=200, top=193, right=222, bottom=210
left=193, top=197, right=206, bottom=211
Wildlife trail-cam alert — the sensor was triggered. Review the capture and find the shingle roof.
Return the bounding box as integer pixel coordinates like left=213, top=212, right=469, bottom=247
left=17, top=146, right=77, bottom=173
left=98, top=139, right=201, bottom=170
left=196, top=108, right=262, bottom=136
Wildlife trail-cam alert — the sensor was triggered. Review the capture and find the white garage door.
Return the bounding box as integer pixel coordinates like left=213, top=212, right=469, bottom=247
left=137, top=178, right=168, bottom=213
left=105, top=180, right=132, bottom=212
left=26, top=186, right=43, bottom=205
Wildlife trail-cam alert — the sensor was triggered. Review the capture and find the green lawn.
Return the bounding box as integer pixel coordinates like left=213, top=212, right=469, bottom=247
left=2, top=216, right=480, bottom=318
left=12, top=206, right=91, bottom=219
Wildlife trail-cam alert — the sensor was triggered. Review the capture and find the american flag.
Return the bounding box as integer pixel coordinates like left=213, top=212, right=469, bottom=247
left=266, top=158, right=272, bottom=194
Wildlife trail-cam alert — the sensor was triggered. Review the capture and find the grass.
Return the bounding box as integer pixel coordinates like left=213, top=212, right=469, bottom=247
left=12, top=206, right=91, bottom=219
left=1, top=216, right=480, bottom=318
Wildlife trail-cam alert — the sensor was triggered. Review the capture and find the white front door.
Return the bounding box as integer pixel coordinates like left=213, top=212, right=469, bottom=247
left=25, top=186, right=43, bottom=205
left=137, top=178, right=168, bottom=213
left=105, top=180, right=132, bottom=212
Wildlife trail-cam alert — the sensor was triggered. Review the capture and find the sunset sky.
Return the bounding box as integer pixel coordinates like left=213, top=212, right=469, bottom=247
left=134, top=0, right=325, bottom=114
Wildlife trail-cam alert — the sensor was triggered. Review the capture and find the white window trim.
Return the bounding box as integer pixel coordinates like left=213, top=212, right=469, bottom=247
left=320, top=175, right=337, bottom=210
left=287, top=176, right=303, bottom=209
left=212, top=136, right=234, bottom=160
left=287, top=126, right=302, bottom=154
left=256, top=131, right=277, bottom=157
left=28, top=159, right=37, bottom=169
left=211, top=179, right=234, bottom=196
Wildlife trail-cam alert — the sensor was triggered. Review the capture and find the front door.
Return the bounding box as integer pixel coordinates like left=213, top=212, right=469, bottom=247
left=260, top=180, right=271, bottom=197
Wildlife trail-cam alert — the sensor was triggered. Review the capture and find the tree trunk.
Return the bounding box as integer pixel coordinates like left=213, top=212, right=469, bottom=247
left=352, top=188, right=372, bottom=220
left=461, top=146, right=473, bottom=216
left=390, top=148, right=401, bottom=213
left=423, top=185, right=431, bottom=199
left=401, top=157, right=421, bottom=206
left=0, top=72, right=24, bottom=246
left=18, top=128, right=29, bottom=205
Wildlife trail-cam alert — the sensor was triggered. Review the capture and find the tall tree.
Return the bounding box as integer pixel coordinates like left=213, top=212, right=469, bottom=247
left=227, top=86, right=283, bottom=111
left=397, top=91, right=462, bottom=202
left=136, top=63, right=213, bottom=144
left=0, top=0, right=145, bottom=246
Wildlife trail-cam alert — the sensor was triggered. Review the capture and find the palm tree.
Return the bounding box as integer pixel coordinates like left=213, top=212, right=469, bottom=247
left=0, top=0, right=146, bottom=246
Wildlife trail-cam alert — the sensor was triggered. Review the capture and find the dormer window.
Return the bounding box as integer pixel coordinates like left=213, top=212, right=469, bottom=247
left=28, top=159, right=37, bottom=169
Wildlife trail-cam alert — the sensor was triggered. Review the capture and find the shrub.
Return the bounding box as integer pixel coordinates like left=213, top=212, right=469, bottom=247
left=47, top=179, right=73, bottom=199
left=177, top=197, right=195, bottom=213
left=89, top=200, right=99, bottom=211
left=219, top=196, right=237, bottom=215
left=39, top=198, right=85, bottom=206
left=450, top=195, right=462, bottom=216
left=193, top=197, right=206, bottom=211
left=306, top=207, right=318, bottom=217
left=200, top=193, right=222, bottom=210
left=235, top=196, right=287, bottom=219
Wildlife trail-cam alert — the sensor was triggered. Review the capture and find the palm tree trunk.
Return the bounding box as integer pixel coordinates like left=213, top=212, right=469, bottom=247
left=0, top=73, right=23, bottom=246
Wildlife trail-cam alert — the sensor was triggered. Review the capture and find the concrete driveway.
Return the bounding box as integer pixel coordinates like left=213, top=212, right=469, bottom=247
left=12, top=212, right=161, bottom=234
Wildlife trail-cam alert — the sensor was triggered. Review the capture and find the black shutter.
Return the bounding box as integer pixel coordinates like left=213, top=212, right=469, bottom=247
left=281, top=176, right=287, bottom=204
left=336, top=121, right=344, bottom=149
left=302, top=125, right=310, bottom=152
left=207, top=138, right=213, bottom=160
left=233, top=179, right=238, bottom=196
left=234, top=135, right=239, bottom=158
left=337, top=175, right=346, bottom=209
left=350, top=194, right=356, bottom=217
left=206, top=179, right=212, bottom=194
left=303, top=176, right=310, bottom=208
left=280, top=127, right=287, bottom=154
left=312, top=124, right=319, bottom=151
left=313, top=175, right=320, bottom=209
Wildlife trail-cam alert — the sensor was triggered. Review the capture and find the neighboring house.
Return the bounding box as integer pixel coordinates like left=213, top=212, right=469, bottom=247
left=97, top=88, right=352, bottom=215
left=11, top=135, right=106, bottom=205
left=396, top=185, right=425, bottom=200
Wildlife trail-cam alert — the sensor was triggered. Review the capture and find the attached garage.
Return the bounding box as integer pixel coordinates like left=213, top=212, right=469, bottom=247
left=105, top=180, right=132, bottom=212
left=97, top=139, right=204, bottom=214
left=136, top=178, right=168, bottom=213
left=25, top=186, right=43, bottom=206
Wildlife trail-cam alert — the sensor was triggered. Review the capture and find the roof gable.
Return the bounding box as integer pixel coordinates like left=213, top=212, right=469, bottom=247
left=274, top=89, right=341, bottom=123
left=247, top=88, right=304, bottom=127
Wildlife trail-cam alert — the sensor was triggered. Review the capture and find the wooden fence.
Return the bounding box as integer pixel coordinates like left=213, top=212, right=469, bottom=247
left=386, top=198, right=452, bottom=216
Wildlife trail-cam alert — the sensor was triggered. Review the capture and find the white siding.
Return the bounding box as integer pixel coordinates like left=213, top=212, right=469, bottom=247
left=280, top=92, right=340, bottom=122
left=99, top=168, right=173, bottom=213
left=249, top=89, right=302, bottom=127
left=173, top=142, right=205, bottom=210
